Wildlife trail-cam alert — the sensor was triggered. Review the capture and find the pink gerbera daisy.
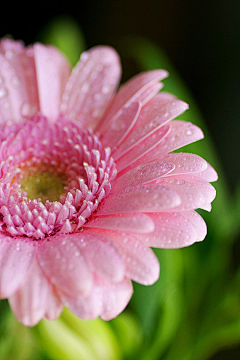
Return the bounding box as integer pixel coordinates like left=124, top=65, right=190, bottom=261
left=0, top=38, right=217, bottom=326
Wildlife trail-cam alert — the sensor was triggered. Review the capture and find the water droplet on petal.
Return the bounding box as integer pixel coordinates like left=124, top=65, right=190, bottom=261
left=21, top=103, right=37, bottom=117
left=0, top=87, right=8, bottom=99
left=11, top=76, right=21, bottom=87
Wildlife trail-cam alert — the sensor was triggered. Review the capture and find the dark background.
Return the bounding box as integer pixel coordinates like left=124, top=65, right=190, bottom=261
left=1, top=0, right=240, bottom=358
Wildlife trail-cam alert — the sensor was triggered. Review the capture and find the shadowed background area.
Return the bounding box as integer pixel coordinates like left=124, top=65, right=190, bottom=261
left=1, top=0, right=240, bottom=359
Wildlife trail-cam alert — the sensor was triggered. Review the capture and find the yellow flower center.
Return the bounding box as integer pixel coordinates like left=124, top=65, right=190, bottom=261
left=19, top=170, right=67, bottom=203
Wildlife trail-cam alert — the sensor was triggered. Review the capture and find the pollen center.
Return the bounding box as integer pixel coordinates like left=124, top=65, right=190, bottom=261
left=19, top=170, right=67, bottom=203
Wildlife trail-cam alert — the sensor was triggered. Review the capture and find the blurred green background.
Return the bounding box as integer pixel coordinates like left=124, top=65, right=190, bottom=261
left=1, top=1, right=240, bottom=359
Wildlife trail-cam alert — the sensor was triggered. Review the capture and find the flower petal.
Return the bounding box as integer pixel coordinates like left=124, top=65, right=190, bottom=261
left=0, top=38, right=40, bottom=124
left=61, top=46, right=121, bottom=130
left=0, top=235, right=36, bottom=298
left=137, top=211, right=207, bottom=248
left=72, top=231, right=125, bottom=282
left=99, top=276, right=133, bottom=320
left=193, top=162, right=218, bottom=182
left=8, top=257, right=53, bottom=327
left=37, top=234, right=92, bottom=297
left=95, top=228, right=160, bottom=285
left=63, top=276, right=133, bottom=321
left=111, top=160, right=174, bottom=194
left=118, top=120, right=204, bottom=173
left=156, top=120, right=204, bottom=155
left=85, top=213, right=155, bottom=233
left=44, top=288, right=64, bottom=321
left=100, top=101, right=141, bottom=148
left=112, top=94, right=188, bottom=160
left=155, top=176, right=216, bottom=211
left=98, top=70, right=168, bottom=133
left=97, top=184, right=181, bottom=215
left=34, top=43, right=71, bottom=121
left=115, top=124, right=171, bottom=172
left=162, top=153, right=208, bottom=176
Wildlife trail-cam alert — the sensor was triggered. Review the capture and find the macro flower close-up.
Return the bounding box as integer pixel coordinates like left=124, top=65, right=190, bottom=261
left=0, top=37, right=217, bottom=327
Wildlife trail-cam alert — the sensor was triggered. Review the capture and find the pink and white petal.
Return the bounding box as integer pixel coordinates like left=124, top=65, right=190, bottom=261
left=119, top=121, right=204, bottom=173
left=193, top=162, right=218, bottom=182
left=98, top=70, right=168, bottom=133
left=115, top=124, right=171, bottom=173
left=96, top=184, right=181, bottom=215
left=100, top=101, right=141, bottom=149
left=155, top=177, right=215, bottom=211
left=61, top=46, right=121, bottom=130
left=112, top=96, right=188, bottom=160
left=137, top=211, right=207, bottom=248
left=99, top=276, right=133, bottom=320
left=34, top=43, right=71, bottom=122
left=111, top=160, right=174, bottom=194
left=37, top=234, right=92, bottom=297
left=8, top=257, right=50, bottom=327
left=155, top=120, right=204, bottom=155
left=95, top=229, right=160, bottom=285
left=85, top=213, right=155, bottom=233
left=71, top=231, right=125, bottom=283
left=161, top=153, right=208, bottom=177
left=0, top=39, right=40, bottom=124
left=173, top=174, right=217, bottom=206
left=62, top=285, right=102, bottom=320
left=138, top=82, right=164, bottom=106
left=0, top=235, right=36, bottom=298
left=44, top=288, right=64, bottom=321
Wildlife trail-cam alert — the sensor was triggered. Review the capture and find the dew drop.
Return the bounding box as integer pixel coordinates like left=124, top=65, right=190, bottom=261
left=0, top=87, right=8, bottom=99
left=11, top=76, right=21, bottom=87
left=102, top=84, right=111, bottom=94
left=5, top=50, right=14, bottom=60
left=21, top=103, right=37, bottom=117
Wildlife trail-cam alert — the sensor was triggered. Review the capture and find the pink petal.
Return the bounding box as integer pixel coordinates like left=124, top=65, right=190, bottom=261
left=62, top=276, right=133, bottom=321
left=119, top=120, right=204, bottom=173
left=0, top=38, right=40, bottom=124
left=155, top=176, right=215, bottom=211
left=137, top=211, right=207, bottom=248
left=44, top=288, right=64, bottom=321
left=194, top=162, right=218, bottom=182
left=37, top=234, right=92, bottom=297
left=85, top=213, right=155, bottom=233
left=98, top=69, right=168, bottom=133
left=110, top=160, right=174, bottom=194
left=155, top=120, right=204, bottom=155
left=99, top=276, right=133, bottom=320
left=61, top=46, right=121, bottom=130
left=62, top=284, right=102, bottom=320
left=112, top=95, right=188, bottom=160
left=71, top=231, right=125, bottom=282
left=174, top=174, right=217, bottom=209
left=138, top=82, right=164, bottom=106
left=96, top=184, right=181, bottom=215
left=34, top=43, right=71, bottom=122
left=8, top=258, right=52, bottom=326
left=0, top=235, right=36, bottom=298
left=161, top=153, right=208, bottom=176
left=96, top=228, right=160, bottom=285
left=115, top=124, right=171, bottom=173
left=100, top=101, right=141, bottom=149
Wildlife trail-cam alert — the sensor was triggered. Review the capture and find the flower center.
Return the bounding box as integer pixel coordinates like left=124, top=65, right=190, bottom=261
left=19, top=169, right=67, bottom=203
left=0, top=116, right=117, bottom=239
